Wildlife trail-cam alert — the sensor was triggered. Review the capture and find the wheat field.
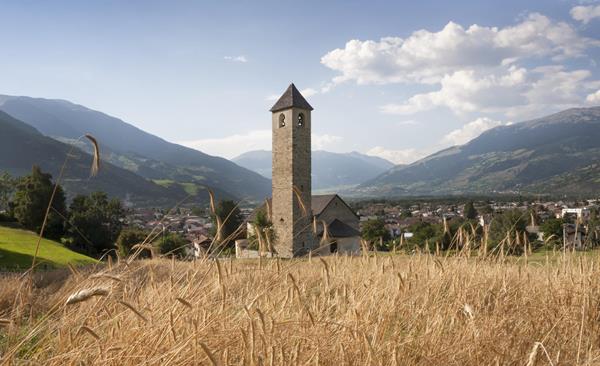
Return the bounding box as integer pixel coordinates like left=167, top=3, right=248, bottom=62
left=1, top=253, right=600, bottom=365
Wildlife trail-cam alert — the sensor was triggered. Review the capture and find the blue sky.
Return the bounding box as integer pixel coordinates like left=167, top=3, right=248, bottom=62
left=1, top=0, right=599, bottom=163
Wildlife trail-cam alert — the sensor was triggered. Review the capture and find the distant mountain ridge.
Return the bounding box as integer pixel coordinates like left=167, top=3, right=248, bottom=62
left=233, top=150, right=395, bottom=191
left=0, top=95, right=271, bottom=202
left=0, top=111, right=188, bottom=206
left=357, top=106, right=600, bottom=197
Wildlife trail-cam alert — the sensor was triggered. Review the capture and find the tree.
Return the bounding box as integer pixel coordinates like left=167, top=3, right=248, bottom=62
left=116, top=228, right=150, bottom=258
left=211, top=200, right=243, bottom=243
left=488, top=210, right=528, bottom=253
left=406, top=221, right=443, bottom=251
left=248, top=208, right=275, bottom=252
left=540, top=218, right=563, bottom=244
left=155, top=232, right=188, bottom=258
left=361, top=218, right=390, bottom=247
left=0, top=172, right=15, bottom=212
left=480, top=204, right=494, bottom=215
left=191, top=206, right=205, bottom=217
left=12, top=166, right=66, bottom=239
left=66, top=192, right=125, bottom=257
left=464, top=201, right=478, bottom=220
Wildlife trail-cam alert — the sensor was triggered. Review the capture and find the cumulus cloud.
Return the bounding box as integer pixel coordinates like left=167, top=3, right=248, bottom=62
left=224, top=55, right=248, bottom=63
left=442, top=117, right=507, bottom=146
left=366, top=146, right=429, bottom=165
left=587, top=89, right=600, bottom=104
left=180, top=130, right=343, bottom=159
left=322, top=13, right=600, bottom=121
left=571, top=5, right=600, bottom=24
left=382, top=65, right=593, bottom=118
left=322, top=13, right=595, bottom=86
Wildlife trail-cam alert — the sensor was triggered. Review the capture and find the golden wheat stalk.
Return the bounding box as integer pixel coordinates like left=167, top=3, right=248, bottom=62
left=175, top=297, right=193, bottom=309
left=208, top=188, right=216, bottom=215
left=77, top=325, right=100, bottom=341
left=89, top=273, right=122, bottom=282
left=118, top=300, right=148, bottom=322
left=292, top=185, right=307, bottom=216
left=30, top=133, right=101, bottom=273
left=65, top=287, right=110, bottom=305
left=84, top=134, right=100, bottom=177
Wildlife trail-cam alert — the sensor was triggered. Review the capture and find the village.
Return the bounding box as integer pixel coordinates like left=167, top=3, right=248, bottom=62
left=123, top=195, right=600, bottom=258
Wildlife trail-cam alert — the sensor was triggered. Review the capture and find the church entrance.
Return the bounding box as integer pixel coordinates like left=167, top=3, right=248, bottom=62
left=330, top=240, right=338, bottom=253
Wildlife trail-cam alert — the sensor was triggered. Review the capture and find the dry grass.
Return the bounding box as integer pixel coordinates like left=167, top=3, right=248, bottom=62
left=2, top=254, right=600, bottom=365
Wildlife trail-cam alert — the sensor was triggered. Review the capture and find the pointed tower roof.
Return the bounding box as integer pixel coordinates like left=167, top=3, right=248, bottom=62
left=270, top=83, right=314, bottom=112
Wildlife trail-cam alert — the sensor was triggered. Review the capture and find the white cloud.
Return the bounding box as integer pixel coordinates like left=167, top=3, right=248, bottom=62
left=322, top=13, right=600, bottom=122
left=312, top=134, right=343, bottom=150
left=300, top=88, right=318, bottom=97
left=180, top=130, right=271, bottom=159
left=571, top=5, right=600, bottom=24
left=322, top=13, right=595, bottom=86
left=224, top=55, right=248, bottom=63
left=397, top=120, right=419, bottom=126
left=180, top=130, right=343, bottom=159
left=366, top=146, right=428, bottom=165
left=587, top=89, right=600, bottom=104
left=266, top=87, right=319, bottom=102
left=381, top=65, right=594, bottom=119
left=442, top=117, right=507, bottom=146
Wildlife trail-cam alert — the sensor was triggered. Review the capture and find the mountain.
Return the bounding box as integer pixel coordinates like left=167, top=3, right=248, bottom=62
left=357, top=107, right=600, bottom=197
left=0, top=111, right=190, bottom=206
left=233, top=150, right=395, bottom=191
left=0, top=95, right=271, bottom=202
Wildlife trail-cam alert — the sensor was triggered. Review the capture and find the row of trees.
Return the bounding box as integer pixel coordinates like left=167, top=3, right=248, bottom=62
left=360, top=207, right=585, bottom=254
left=1, top=167, right=248, bottom=259
left=1, top=167, right=125, bottom=257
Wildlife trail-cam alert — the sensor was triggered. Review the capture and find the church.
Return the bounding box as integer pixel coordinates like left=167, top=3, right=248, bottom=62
left=242, top=84, right=361, bottom=258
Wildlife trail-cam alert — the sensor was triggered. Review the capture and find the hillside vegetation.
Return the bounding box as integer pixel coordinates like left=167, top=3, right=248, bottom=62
left=359, top=107, right=600, bottom=197
left=0, top=111, right=188, bottom=206
left=0, top=95, right=270, bottom=201
left=1, top=254, right=600, bottom=364
left=0, top=225, right=96, bottom=270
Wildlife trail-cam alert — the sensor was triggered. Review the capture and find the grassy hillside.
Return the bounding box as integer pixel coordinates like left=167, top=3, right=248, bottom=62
left=0, top=225, right=96, bottom=270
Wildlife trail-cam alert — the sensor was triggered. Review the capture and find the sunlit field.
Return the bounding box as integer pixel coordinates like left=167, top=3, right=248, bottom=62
left=2, top=252, right=600, bottom=365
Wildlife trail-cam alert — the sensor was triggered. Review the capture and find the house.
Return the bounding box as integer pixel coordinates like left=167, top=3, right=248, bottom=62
left=245, top=194, right=361, bottom=256
left=190, top=235, right=213, bottom=259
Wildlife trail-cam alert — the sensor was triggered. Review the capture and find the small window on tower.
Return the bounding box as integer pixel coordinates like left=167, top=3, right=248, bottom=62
left=279, top=114, right=286, bottom=128
left=297, top=113, right=305, bottom=127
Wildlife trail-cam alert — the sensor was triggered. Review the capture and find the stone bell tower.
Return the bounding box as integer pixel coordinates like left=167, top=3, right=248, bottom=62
left=270, top=83, right=315, bottom=257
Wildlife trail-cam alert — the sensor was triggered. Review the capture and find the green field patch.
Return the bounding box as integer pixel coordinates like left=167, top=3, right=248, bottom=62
left=0, top=225, right=97, bottom=270
left=153, top=179, right=176, bottom=187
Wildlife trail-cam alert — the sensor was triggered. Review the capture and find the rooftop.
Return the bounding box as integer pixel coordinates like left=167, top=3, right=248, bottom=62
left=270, top=83, right=314, bottom=112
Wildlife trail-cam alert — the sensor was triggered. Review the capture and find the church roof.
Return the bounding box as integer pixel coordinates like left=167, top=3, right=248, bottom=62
left=246, top=194, right=358, bottom=222
left=315, top=219, right=361, bottom=238
left=311, top=194, right=338, bottom=216
left=270, top=83, right=314, bottom=112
